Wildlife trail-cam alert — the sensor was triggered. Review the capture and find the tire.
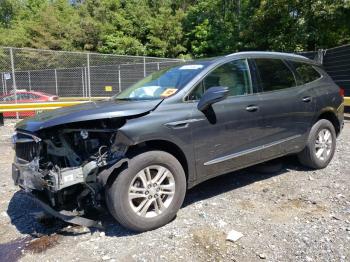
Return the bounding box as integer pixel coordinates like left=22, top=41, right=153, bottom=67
left=297, top=119, right=336, bottom=169
left=105, top=150, right=186, bottom=232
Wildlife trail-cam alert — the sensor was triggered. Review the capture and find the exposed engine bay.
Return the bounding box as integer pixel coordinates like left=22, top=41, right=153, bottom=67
left=12, top=118, right=129, bottom=214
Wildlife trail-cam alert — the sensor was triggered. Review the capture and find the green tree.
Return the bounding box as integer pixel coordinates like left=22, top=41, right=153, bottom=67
left=98, top=32, right=145, bottom=55
left=184, top=0, right=242, bottom=57
left=146, top=7, right=186, bottom=57
left=242, top=0, right=350, bottom=51
left=0, top=0, right=349, bottom=57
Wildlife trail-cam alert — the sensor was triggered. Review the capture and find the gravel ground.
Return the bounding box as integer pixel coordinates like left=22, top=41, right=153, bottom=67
left=0, top=119, right=349, bottom=262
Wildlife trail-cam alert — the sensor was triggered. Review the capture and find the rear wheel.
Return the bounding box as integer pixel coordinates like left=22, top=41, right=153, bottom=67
left=298, top=119, right=336, bottom=169
left=106, top=150, right=186, bottom=232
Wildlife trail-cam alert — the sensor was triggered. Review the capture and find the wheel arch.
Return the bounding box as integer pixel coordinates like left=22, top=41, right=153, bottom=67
left=316, top=109, right=340, bottom=136
left=129, top=139, right=190, bottom=184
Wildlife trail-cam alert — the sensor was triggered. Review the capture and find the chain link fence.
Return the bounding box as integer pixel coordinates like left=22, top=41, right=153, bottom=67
left=2, top=45, right=349, bottom=120
left=0, top=47, right=184, bottom=118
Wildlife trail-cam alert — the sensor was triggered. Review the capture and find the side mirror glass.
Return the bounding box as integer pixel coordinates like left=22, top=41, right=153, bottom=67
left=197, top=86, right=229, bottom=112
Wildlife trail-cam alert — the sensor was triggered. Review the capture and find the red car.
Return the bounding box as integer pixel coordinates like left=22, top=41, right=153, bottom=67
left=0, top=90, right=58, bottom=118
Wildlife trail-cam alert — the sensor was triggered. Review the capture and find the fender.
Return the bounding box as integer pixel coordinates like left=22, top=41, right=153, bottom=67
left=109, top=108, right=198, bottom=186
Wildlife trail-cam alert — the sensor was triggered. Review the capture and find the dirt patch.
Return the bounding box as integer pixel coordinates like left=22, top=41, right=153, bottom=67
left=191, top=227, right=228, bottom=261
left=237, top=199, right=256, bottom=210
left=268, top=198, right=329, bottom=223
left=0, top=234, right=60, bottom=262
left=0, top=237, right=31, bottom=262
left=25, top=234, right=60, bottom=254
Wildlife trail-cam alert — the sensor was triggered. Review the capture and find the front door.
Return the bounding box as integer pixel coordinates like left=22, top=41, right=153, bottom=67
left=188, top=59, right=266, bottom=182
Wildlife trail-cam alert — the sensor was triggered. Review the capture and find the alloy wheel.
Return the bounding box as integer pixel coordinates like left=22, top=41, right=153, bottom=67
left=128, top=165, right=175, bottom=218
left=315, top=128, right=333, bottom=161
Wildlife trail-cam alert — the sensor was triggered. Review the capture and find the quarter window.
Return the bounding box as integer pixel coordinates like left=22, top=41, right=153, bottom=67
left=188, top=59, right=251, bottom=100
left=255, top=59, right=296, bottom=92
left=289, top=61, right=321, bottom=84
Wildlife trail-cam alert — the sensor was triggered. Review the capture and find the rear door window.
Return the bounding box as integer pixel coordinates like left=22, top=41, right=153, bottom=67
left=288, top=61, right=321, bottom=84
left=255, top=59, right=296, bottom=92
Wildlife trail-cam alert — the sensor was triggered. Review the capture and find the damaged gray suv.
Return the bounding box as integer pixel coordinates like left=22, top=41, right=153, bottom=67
left=12, top=52, right=344, bottom=232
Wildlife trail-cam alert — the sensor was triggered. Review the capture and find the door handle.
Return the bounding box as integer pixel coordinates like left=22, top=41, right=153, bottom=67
left=302, top=96, right=312, bottom=103
left=246, top=105, right=259, bottom=112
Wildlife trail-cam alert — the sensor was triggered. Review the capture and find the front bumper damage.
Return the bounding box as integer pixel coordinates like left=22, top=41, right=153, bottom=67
left=11, top=128, right=132, bottom=228
left=12, top=156, right=101, bottom=192
left=12, top=158, right=104, bottom=228
left=25, top=191, right=103, bottom=229
left=13, top=158, right=46, bottom=191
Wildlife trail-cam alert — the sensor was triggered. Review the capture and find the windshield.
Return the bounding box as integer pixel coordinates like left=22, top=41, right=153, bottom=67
left=114, top=63, right=207, bottom=100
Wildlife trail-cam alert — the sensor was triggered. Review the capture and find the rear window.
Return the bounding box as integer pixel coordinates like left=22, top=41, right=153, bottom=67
left=289, top=62, right=321, bottom=84
left=255, top=59, right=296, bottom=92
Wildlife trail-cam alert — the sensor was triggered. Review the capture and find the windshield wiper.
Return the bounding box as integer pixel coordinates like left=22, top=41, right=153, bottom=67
left=114, top=98, right=134, bottom=101
left=114, top=97, right=159, bottom=101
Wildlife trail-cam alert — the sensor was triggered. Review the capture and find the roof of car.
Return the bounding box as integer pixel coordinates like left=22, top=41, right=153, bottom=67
left=227, top=51, right=308, bottom=58
left=194, top=51, right=318, bottom=65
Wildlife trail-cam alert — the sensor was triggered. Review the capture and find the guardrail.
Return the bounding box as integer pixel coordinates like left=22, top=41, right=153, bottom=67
left=58, top=97, right=109, bottom=101
left=345, top=97, right=350, bottom=107
left=0, top=101, right=88, bottom=113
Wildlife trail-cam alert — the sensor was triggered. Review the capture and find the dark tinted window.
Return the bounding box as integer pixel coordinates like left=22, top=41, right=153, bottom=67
left=289, top=61, right=321, bottom=84
left=188, top=59, right=251, bottom=100
left=255, top=59, right=296, bottom=92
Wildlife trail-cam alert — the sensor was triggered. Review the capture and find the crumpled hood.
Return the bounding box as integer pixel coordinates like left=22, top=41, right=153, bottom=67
left=16, top=99, right=162, bottom=132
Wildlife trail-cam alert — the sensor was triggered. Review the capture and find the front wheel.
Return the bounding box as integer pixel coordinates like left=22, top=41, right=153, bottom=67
left=105, top=150, right=186, bottom=232
left=298, top=119, right=336, bottom=169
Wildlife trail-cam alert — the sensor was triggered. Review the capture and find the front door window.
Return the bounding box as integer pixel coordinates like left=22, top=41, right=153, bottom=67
left=188, top=59, right=252, bottom=100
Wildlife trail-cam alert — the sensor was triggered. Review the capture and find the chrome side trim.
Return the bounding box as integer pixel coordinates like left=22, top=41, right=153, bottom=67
left=204, top=134, right=301, bottom=166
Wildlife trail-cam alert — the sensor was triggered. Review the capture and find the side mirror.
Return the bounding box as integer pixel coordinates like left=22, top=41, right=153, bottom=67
left=197, top=86, right=229, bottom=112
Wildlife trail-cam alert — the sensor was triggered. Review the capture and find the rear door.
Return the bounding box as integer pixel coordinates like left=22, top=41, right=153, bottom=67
left=251, top=58, right=314, bottom=159
left=287, top=61, right=321, bottom=131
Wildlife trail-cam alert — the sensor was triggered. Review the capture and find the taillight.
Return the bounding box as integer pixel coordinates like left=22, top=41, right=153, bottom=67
left=339, top=87, right=345, bottom=97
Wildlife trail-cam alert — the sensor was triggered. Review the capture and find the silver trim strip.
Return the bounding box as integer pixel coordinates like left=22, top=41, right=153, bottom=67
left=204, top=134, right=301, bottom=166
